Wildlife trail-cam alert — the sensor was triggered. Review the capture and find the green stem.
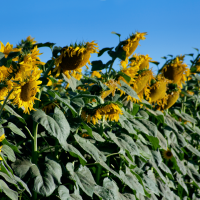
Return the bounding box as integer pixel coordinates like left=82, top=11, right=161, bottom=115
left=96, top=164, right=102, bottom=185
left=182, top=86, right=188, bottom=113
left=0, top=89, right=13, bottom=118
left=25, top=126, right=34, bottom=140
left=108, top=58, right=116, bottom=75
left=55, top=139, right=59, bottom=159
left=32, top=89, right=42, bottom=200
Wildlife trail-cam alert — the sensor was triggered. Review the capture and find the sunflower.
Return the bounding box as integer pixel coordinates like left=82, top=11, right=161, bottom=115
left=26, top=36, right=37, bottom=44
left=12, top=69, right=42, bottom=114
left=53, top=41, right=98, bottom=79
left=0, top=134, right=5, bottom=142
left=129, top=54, right=152, bottom=70
left=101, top=79, right=118, bottom=99
left=81, top=102, right=123, bottom=125
left=162, top=149, right=173, bottom=160
left=122, top=32, right=147, bottom=58
left=0, top=41, right=21, bottom=59
left=148, top=75, right=170, bottom=103
left=161, top=56, right=190, bottom=88
left=0, top=80, right=14, bottom=104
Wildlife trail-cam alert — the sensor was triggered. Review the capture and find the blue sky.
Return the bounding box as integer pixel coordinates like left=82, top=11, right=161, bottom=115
left=1, top=0, right=200, bottom=75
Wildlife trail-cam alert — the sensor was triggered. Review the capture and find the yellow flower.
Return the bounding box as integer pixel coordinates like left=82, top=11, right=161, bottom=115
left=101, top=79, right=118, bottom=99
left=91, top=71, right=101, bottom=78
left=122, top=32, right=147, bottom=57
left=163, top=91, right=179, bottom=110
left=26, top=36, right=37, bottom=44
left=53, top=41, right=98, bottom=79
left=0, top=80, right=13, bottom=104
left=187, top=90, right=194, bottom=96
left=0, top=134, right=5, bottom=142
left=161, top=56, right=190, bottom=88
left=129, top=54, right=152, bottom=70
left=162, top=149, right=173, bottom=160
left=12, top=69, right=42, bottom=114
left=81, top=103, right=123, bottom=125
left=0, top=41, right=21, bottom=58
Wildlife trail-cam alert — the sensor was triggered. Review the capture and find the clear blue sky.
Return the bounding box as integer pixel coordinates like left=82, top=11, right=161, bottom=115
left=1, top=0, right=200, bottom=75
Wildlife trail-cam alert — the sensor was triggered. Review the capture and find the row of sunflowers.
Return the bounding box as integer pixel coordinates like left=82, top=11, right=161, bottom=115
left=0, top=32, right=200, bottom=200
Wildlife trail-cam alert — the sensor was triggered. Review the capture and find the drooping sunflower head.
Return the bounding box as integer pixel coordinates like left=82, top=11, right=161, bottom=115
left=148, top=75, right=170, bottom=103
left=162, top=149, right=173, bottom=160
left=12, top=69, right=42, bottom=114
left=129, top=54, right=152, bottom=70
left=53, top=41, right=98, bottom=79
left=81, top=102, right=123, bottom=125
left=122, top=32, right=147, bottom=57
left=161, top=56, right=190, bottom=88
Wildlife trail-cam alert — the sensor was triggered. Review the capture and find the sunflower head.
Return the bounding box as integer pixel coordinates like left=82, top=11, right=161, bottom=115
left=162, top=149, right=173, bottom=160
left=161, top=56, right=190, bottom=87
left=129, top=54, right=152, bottom=70
left=122, top=32, right=147, bottom=57
left=53, top=41, right=98, bottom=79
left=0, top=41, right=21, bottom=58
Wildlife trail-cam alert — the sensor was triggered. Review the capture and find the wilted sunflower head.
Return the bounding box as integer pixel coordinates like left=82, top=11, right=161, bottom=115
left=53, top=41, right=98, bottom=79
left=162, top=149, right=173, bottom=160
left=122, top=32, right=147, bottom=57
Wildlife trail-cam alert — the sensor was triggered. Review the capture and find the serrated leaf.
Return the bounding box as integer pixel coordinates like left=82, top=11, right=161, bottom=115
left=7, top=122, right=26, bottom=138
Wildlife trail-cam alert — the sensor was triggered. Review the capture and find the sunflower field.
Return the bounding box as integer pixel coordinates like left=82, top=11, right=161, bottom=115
left=0, top=33, right=200, bottom=200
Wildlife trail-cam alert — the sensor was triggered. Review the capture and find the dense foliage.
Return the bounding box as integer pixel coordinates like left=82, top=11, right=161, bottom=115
left=0, top=33, right=200, bottom=200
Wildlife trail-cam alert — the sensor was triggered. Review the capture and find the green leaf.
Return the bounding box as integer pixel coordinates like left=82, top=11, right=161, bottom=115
left=186, top=144, right=200, bottom=157
left=157, top=130, right=167, bottom=150
left=4, top=105, right=26, bottom=124
left=7, top=122, right=26, bottom=138
left=58, top=185, right=71, bottom=200
left=111, top=31, right=121, bottom=38
left=118, top=80, right=139, bottom=100
left=0, top=119, right=7, bottom=125
left=71, top=98, right=85, bottom=107
left=119, top=115, right=137, bottom=135
left=74, top=134, right=106, bottom=162
left=147, top=136, right=160, bottom=150
left=175, top=172, right=188, bottom=194
left=91, top=60, right=106, bottom=71
left=138, top=119, right=157, bottom=137
left=33, top=42, right=55, bottom=50
left=66, top=163, right=96, bottom=197
left=118, top=71, right=131, bottom=83
left=0, top=180, right=18, bottom=200
left=136, top=140, right=152, bottom=160
left=1, top=145, right=16, bottom=162
left=98, top=47, right=114, bottom=57
left=120, top=167, right=145, bottom=196
left=91, top=131, right=105, bottom=142
left=71, top=94, right=103, bottom=104
left=150, top=61, right=160, bottom=66
left=32, top=108, right=70, bottom=143
left=30, top=157, right=62, bottom=197
left=53, top=46, right=62, bottom=57
left=81, top=122, right=93, bottom=138
left=62, top=73, right=77, bottom=91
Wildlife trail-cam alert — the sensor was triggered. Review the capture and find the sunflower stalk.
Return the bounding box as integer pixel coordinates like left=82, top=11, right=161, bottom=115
left=32, top=88, right=43, bottom=200
left=182, top=86, right=188, bottom=112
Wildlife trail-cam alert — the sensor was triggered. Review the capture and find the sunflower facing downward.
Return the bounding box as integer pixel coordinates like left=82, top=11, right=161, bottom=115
left=81, top=102, right=123, bottom=125
left=53, top=41, right=98, bottom=79
left=12, top=69, right=42, bottom=114
left=162, top=149, right=173, bottom=160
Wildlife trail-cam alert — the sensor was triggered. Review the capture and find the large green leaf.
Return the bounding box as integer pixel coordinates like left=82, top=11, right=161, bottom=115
left=175, top=172, right=188, bottom=194
left=130, top=119, right=150, bottom=136
left=120, top=167, right=145, bottom=196
left=4, top=105, right=26, bottom=124
left=62, top=73, right=77, bottom=91
left=0, top=180, right=18, bottom=200
left=157, top=130, right=167, bottom=150
left=66, top=163, right=96, bottom=197
left=119, top=115, right=137, bottom=135
left=118, top=80, right=139, bottom=100
left=58, top=185, right=71, bottom=200
left=74, top=134, right=106, bottom=162
left=1, top=145, right=16, bottom=162
left=30, top=156, right=62, bottom=197
left=7, top=122, right=26, bottom=138
left=32, top=108, right=70, bottom=143
left=186, top=144, right=200, bottom=157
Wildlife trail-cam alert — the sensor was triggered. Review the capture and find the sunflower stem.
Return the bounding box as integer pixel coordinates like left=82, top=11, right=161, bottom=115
left=108, top=58, right=116, bottom=75
left=32, top=89, right=42, bottom=200
left=0, top=89, right=13, bottom=118
left=182, top=86, right=188, bottom=113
